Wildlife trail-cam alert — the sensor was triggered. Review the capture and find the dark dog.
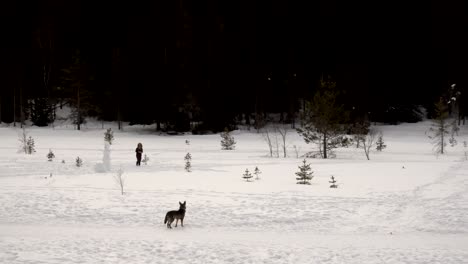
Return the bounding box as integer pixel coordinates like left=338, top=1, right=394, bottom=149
left=164, top=201, right=186, bottom=229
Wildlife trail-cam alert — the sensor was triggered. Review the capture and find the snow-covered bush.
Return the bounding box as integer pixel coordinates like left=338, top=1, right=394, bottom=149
left=254, top=166, right=262, bottom=180
left=103, top=142, right=111, bottom=171
left=76, top=157, right=83, bottom=167
left=142, top=154, right=149, bottom=165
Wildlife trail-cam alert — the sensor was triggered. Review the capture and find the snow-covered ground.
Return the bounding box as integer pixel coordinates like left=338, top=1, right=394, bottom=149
left=0, top=121, right=467, bottom=263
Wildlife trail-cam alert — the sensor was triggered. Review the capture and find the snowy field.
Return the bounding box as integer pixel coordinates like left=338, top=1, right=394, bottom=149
left=0, top=121, right=467, bottom=264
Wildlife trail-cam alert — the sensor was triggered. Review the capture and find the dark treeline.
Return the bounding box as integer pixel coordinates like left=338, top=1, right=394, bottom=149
left=1, top=0, right=467, bottom=131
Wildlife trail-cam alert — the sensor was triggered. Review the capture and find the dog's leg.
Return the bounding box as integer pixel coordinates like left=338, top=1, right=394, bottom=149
left=175, top=219, right=178, bottom=227
left=181, top=218, right=184, bottom=227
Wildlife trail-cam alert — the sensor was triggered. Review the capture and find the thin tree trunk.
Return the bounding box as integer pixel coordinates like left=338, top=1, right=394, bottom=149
left=323, top=133, right=327, bottom=159
left=19, top=80, right=24, bottom=128
left=77, top=82, right=81, bottom=130
left=117, top=101, right=122, bottom=131
left=441, top=121, right=444, bottom=154
left=156, top=121, right=161, bottom=131
left=13, top=86, right=16, bottom=127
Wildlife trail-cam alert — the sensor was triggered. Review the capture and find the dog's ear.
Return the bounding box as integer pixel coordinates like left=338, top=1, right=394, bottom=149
left=179, top=201, right=182, bottom=205
left=183, top=201, right=186, bottom=204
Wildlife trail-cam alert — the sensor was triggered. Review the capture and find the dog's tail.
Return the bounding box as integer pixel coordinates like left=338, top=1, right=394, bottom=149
left=164, top=213, right=168, bottom=224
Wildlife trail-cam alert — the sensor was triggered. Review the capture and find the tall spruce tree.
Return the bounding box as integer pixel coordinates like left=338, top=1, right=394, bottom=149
left=427, top=98, right=458, bottom=155
left=60, top=49, right=94, bottom=130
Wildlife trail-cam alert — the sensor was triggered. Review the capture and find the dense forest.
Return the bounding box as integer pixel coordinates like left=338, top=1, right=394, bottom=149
left=0, top=0, right=467, bottom=132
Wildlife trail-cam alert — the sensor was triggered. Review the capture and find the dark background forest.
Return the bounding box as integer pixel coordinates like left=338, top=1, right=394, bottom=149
left=0, top=0, right=467, bottom=132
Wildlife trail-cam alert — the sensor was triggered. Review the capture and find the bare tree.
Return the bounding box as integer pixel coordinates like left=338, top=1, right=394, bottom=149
left=277, top=125, right=288, bottom=158
left=351, top=119, right=370, bottom=148
left=293, top=145, right=301, bottom=158
left=273, top=129, right=280, bottom=158
left=113, top=167, right=125, bottom=195
left=362, top=129, right=378, bottom=160
left=18, top=128, right=28, bottom=154
left=262, top=128, right=274, bottom=157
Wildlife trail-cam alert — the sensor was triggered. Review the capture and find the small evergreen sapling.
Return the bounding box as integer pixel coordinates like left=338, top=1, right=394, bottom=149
left=185, top=139, right=190, bottom=145
left=47, top=149, right=55, bottom=161
left=142, top=154, right=149, bottom=165
left=27, top=137, right=36, bottom=154
left=184, top=152, right=192, bottom=172
left=242, top=168, right=253, bottom=182
left=220, top=128, right=236, bottom=150
left=329, top=175, right=338, bottom=188
left=376, top=133, right=386, bottom=151
left=104, top=128, right=114, bottom=145
left=254, top=166, right=262, bottom=180
left=76, top=156, right=83, bottom=167
left=17, top=129, right=37, bottom=154
left=295, top=159, right=313, bottom=184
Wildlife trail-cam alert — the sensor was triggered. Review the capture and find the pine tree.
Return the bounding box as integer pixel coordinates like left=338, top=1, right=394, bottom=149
left=26, top=136, right=36, bottom=154
left=296, top=77, right=349, bottom=159
left=376, top=133, right=386, bottom=151
left=47, top=149, right=55, bottom=161
left=142, top=154, right=149, bottom=165
left=295, top=159, right=313, bottom=184
left=104, top=128, right=114, bottom=145
left=76, top=156, right=83, bottom=167
left=220, top=128, right=236, bottom=150
left=242, top=168, right=253, bottom=182
left=60, top=49, right=95, bottom=130
left=27, top=98, right=54, bottom=127
left=184, top=152, right=192, bottom=172
left=427, top=98, right=457, bottom=155
left=329, top=175, right=338, bottom=188
left=254, top=166, right=262, bottom=180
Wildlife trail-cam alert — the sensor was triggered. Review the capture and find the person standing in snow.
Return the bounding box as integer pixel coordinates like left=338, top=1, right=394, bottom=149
left=135, top=143, right=143, bottom=166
